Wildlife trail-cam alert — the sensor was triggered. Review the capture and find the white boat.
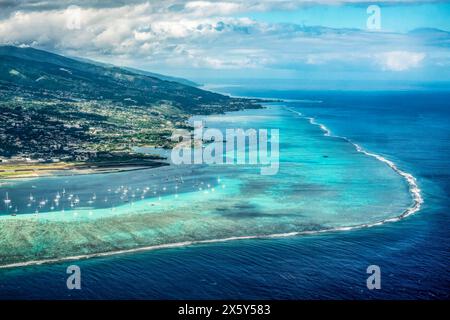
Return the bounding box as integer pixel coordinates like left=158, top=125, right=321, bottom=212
left=4, top=192, right=11, bottom=205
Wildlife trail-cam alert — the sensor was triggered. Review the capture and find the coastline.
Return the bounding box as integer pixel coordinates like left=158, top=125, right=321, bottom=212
left=0, top=96, right=266, bottom=181
left=0, top=160, right=169, bottom=180
left=285, top=107, right=423, bottom=219
left=0, top=104, right=424, bottom=269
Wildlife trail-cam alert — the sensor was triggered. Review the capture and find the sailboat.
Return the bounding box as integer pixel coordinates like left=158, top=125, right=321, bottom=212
left=4, top=192, right=11, bottom=206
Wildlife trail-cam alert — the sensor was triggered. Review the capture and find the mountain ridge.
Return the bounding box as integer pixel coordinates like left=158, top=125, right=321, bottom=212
left=0, top=46, right=261, bottom=162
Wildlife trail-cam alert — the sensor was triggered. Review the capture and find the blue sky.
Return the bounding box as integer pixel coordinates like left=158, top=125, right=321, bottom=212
left=246, top=3, right=450, bottom=32
left=0, top=1, right=449, bottom=86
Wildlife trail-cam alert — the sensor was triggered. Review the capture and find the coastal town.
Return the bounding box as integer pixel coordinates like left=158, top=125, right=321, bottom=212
left=0, top=46, right=262, bottom=177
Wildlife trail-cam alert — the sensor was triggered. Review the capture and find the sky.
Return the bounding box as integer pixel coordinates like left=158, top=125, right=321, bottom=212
left=0, top=0, right=450, bottom=86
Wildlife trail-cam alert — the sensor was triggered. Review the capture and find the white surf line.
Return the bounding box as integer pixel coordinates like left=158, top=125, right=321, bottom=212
left=0, top=214, right=416, bottom=269
left=0, top=106, right=424, bottom=269
left=0, top=226, right=406, bottom=269
left=285, top=107, right=424, bottom=221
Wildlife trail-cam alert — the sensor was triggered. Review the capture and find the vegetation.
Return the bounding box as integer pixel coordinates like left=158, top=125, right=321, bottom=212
left=0, top=46, right=262, bottom=164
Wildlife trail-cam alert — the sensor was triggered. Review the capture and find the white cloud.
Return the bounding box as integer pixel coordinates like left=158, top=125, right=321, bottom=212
left=0, top=0, right=445, bottom=79
left=376, top=51, right=426, bottom=71
left=184, top=1, right=243, bottom=16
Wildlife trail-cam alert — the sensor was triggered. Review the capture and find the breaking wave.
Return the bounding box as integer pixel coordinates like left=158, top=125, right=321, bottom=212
left=0, top=106, right=424, bottom=269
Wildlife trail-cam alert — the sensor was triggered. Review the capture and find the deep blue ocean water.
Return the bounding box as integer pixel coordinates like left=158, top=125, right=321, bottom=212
left=0, top=88, right=449, bottom=299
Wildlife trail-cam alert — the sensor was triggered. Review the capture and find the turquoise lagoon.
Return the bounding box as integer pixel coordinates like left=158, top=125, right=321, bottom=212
left=0, top=105, right=416, bottom=267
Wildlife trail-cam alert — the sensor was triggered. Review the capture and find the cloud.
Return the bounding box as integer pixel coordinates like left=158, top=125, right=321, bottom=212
left=0, top=0, right=447, bottom=80
left=184, top=1, right=243, bottom=16
left=376, top=51, right=426, bottom=71
left=0, top=1, right=444, bottom=19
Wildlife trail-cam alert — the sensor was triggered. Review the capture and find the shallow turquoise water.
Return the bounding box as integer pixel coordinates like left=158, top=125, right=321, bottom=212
left=0, top=105, right=412, bottom=267
left=0, top=90, right=448, bottom=299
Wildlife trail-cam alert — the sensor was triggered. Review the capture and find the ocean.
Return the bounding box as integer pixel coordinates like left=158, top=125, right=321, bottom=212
left=0, top=87, right=449, bottom=299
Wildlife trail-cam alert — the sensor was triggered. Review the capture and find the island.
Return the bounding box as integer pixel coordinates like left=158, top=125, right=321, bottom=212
left=0, top=46, right=263, bottom=178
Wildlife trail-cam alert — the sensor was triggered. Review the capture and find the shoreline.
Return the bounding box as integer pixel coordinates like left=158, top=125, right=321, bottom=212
left=0, top=104, right=424, bottom=269
left=285, top=107, right=423, bottom=219
left=0, top=160, right=169, bottom=181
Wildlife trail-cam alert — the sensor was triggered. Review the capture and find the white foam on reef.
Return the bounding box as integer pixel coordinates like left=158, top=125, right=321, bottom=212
left=286, top=107, right=424, bottom=221
left=0, top=106, right=424, bottom=269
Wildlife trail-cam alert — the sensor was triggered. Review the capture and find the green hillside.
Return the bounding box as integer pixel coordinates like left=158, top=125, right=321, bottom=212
left=0, top=46, right=261, bottom=160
